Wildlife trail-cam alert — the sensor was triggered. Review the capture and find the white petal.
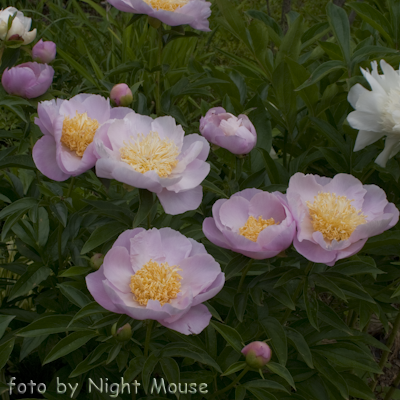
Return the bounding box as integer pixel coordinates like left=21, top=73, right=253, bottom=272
left=375, top=136, right=400, bottom=167
left=347, top=110, right=383, bottom=132
left=354, top=130, right=385, bottom=152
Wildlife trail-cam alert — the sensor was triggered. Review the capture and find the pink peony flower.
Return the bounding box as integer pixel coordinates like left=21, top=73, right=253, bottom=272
left=86, top=227, right=225, bottom=335
left=32, top=94, right=132, bottom=181
left=202, top=189, right=296, bottom=259
left=1, top=62, right=54, bottom=99
left=94, top=112, right=210, bottom=215
left=110, top=83, right=133, bottom=107
left=200, top=107, right=257, bottom=155
left=242, top=341, right=272, bottom=369
left=286, top=173, right=399, bottom=266
left=32, top=39, right=56, bottom=63
left=107, top=0, right=211, bottom=32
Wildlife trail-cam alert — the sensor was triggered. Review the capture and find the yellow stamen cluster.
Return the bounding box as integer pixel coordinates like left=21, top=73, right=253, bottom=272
left=130, top=260, right=182, bottom=306
left=120, top=131, right=179, bottom=177
left=306, top=192, right=367, bottom=242
left=60, top=112, right=100, bottom=157
left=144, top=0, right=188, bottom=11
left=239, top=216, right=277, bottom=242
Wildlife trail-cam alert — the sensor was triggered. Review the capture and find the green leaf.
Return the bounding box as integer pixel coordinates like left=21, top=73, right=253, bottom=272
left=133, top=189, right=154, bottom=228
left=304, top=278, right=319, bottom=331
left=0, top=197, right=38, bottom=220
left=124, top=355, right=146, bottom=382
left=312, top=352, right=349, bottom=400
left=275, top=15, right=303, bottom=65
left=202, top=179, right=229, bottom=198
left=58, top=267, right=93, bottom=278
left=8, top=264, right=52, bottom=302
left=248, top=388, right=278, bottom=400
left=0, top=338, right=15, bottom=369
left=20, top=335, right=48, bottom=361
left=261, top=317, right=287, bottom=366
left=81, top=221, right=126, bottom=254
left=57, top=48, right=98, bottom=88
left=211, top=321, right=243, bottom=353
left=0, top=315, right=15, bottom=340
left=285, top=57, right=319, bottom=114
left=313, top=273, right=347, bottom=301
left=329, top=257, right=383, bottom=276
left=266, top=361, right=296, bottom=390
left=142, top=352, right=160, bottom=393
left=67, top=302, right=107, bottom=327
left=234, top=293, right=248, bottom=322
left=160, top=357, right=180, bottom=396
left=314, top=344, right=381, bottom=374
left=57, top=283, right=91, bottom=308
left=161, top=342, right=221, bottom=372
left=0, top=154, right=36, bottom=169
left=285, top=327, right=314, bottom=369
left=342, top=374, right=374, bottom=400
left=43, top=331, right=98, bottom=365
left=295, top=60, right=346, bottom=91
left=317, top=301, right=352, bottom=334
left=216, top=0, right=251, bottom=50
left=347, top=2, right=393, bottom=44
left=326, top=2, right=351, bottom=65
left=258, top=148, right=280, bottom=185
left=243, top=380, right=289, bottom=393
left=221, top=361, right=247, bottom=376
left=224, top=254, right=250, bottom=280
left=18, top=315, right=76, bottom=337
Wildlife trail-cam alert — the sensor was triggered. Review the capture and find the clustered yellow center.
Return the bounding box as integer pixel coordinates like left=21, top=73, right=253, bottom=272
left=120, top=131, right=179, bottom=177
left=144, top=0, right=188, bottom=11
left=306, top=192, right=367, bottom=242
left=60, top=112, right=100, bottom=157
left=239, top=216, right=277, bottom=242
left=130, top=260, right=182, bottom=306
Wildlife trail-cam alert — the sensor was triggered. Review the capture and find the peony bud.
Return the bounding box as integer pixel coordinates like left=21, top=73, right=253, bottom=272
left=111, top=323, right=132, bottom=342
left=1, top=62, right=54, bottom=99
left=241, top=341, right=272, bottom=369
left=200, top=107, right=257, bottom=155
left=32, top=39, right=56, bottom=63
left=90, top=253, right=104, bottom=270
left=110, top=83, right=133, bottom=107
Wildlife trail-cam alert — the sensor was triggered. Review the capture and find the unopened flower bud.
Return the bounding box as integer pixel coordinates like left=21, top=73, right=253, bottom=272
left=32, top=39, right=56, bottom=63
left=111, top=323, right=132, bottom=342
left=241, top=341, right=272, bottom=369
left=90, top=253, right=104, bottom=270
left=110, top=83, right=133, bottom=107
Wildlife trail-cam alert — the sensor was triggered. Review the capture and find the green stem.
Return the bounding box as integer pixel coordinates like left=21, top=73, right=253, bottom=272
left=66, top=176, right=76, bottom=198
left=144, top=320, right=154, bottom=357
left=209, top=366, right=249, bottom=399
left=237, top=259, right=254, bottom=293
left=156, top=26, right=163, bottom=116
left=236, top=157, right=243, bottom=182
left=57, top=223, right=63, bottom=273
left=371, top=309, right=400, bottom=391
left=280, top=261, right=314, bottom=325
left=384, top=368, right=400, bottom=400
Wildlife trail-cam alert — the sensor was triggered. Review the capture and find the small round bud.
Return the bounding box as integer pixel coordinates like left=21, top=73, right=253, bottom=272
left=110, top=83, right=133, bottom=107
left=90, top=253, right=104, bottom=270
left=32, top=39, right=56, bottom=63
left=112, top=323, right=132, bottom=342
left=241, top=341, right=272, bottom=369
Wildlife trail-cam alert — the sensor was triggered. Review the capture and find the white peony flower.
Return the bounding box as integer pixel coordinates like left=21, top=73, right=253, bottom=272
left=347, top=60, right=400, bottom=167
left=0, top=7, right=36, bottom=45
